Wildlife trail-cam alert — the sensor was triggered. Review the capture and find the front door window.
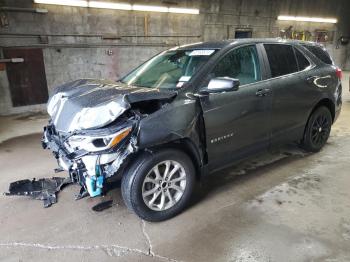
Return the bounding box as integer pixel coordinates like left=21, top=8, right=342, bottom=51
left=212, top=45, right=261, bottom=86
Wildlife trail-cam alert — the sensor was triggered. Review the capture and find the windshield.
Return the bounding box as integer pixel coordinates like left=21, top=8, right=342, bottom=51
left=121, top=49, right=217, bottom=89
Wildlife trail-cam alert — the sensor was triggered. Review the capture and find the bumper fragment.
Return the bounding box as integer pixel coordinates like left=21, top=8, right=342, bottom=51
left=5, top=177, right=72, bottom=208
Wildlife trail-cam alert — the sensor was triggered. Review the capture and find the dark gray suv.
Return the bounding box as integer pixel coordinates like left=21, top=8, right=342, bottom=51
left=42, top=39, right=342, bottom=221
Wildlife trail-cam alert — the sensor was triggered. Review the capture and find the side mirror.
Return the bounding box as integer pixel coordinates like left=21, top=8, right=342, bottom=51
left=201, top=77, right=240, bottom=94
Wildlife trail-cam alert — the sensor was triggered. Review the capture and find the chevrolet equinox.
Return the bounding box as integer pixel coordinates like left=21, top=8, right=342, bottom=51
left=42, top=39, right=342, bottom=221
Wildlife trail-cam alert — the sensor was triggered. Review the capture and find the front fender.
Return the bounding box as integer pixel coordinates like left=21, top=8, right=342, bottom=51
left=137, top=98, right=202, bottom=148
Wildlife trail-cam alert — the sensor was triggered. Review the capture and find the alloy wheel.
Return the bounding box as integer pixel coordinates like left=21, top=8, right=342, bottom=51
left=311, top=114, right=331, bottom=147
left=142, top=160, right=187, bottom=211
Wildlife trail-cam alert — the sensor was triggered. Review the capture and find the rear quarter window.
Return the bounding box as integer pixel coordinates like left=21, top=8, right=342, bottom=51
left=294, top=48, right=311, bottom=71
left=264, top=44, right=298, bottom=78
left=302, top=45, right=333, bottom=65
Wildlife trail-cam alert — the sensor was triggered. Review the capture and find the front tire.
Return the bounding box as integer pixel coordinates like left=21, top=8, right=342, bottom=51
left=121, top=149, right=195, bottom=222
left=301, top=106, right=332, bottom=152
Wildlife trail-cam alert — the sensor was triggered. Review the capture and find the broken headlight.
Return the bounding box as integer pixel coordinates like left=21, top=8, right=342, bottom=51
left=67, top=127, right=132, bottom=152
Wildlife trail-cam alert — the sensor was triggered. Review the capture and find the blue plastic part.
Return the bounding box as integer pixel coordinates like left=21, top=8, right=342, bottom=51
left=85, top=173, right=104, bottom=198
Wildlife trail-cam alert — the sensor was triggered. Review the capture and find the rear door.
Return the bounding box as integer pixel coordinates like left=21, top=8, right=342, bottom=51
left=199, top=44, right=272, bottom=171
left=262, top=44, right=316, bottom=144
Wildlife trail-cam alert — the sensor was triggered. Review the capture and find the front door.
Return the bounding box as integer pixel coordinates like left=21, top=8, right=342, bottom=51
left=199, top=45, right=272, bottom=171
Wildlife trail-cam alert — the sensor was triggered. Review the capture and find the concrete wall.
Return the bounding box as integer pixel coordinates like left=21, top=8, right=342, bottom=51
left=201, top=0, right=350, bottom=68
left=345, top=44, right=350, bottom=70
left=0, top=0, right=349, bottom=115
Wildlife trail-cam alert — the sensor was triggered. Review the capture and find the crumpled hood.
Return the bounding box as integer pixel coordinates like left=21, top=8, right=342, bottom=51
left=47, top=79, right=177, bottom=133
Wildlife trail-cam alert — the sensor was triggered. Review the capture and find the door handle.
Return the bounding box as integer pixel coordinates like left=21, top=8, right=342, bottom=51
left=0, top=58, right=24, bottom=63
left=256, top=88, right=271, bottom=97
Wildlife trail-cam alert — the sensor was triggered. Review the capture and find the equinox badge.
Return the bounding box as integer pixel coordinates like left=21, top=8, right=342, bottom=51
left=211, top=132, right=235, bottom=144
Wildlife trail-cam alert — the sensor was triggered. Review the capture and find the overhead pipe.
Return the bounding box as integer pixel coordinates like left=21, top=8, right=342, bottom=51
left=0, top=33, right=201, bottom=38
left=0, top=7, right=48, bottom=13
left=0, top=43, right=173, bottom=49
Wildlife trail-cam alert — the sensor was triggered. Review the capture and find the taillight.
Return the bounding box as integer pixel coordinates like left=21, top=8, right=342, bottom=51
left=336, top=67, right=342, bottom=79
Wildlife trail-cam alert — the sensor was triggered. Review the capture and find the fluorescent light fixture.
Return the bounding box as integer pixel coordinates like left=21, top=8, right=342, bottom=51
left=33, top=0, right=199, bottom=14
left=89, top=1, right=131, bottom=10
left=132, top=4, right=168, bottom=13
left=34, top=0, right=88, bottom=7
left=169, top=7, right=199, bottom=14
left=278, top=15, right=337, bottom=23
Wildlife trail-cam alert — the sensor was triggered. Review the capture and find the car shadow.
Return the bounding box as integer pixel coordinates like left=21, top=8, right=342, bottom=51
left=102, top=144, right=313, bottom=212
left=189, top=144, right=313, bottom=209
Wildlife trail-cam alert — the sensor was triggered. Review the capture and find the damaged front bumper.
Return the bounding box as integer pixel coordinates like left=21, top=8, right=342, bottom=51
left=41, top=121, right=137, bottom=199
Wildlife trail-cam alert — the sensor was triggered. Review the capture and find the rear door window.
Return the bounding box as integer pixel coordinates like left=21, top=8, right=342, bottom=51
left=264, top=44, right=298, bottom=78
left=301, top=45, right=333, bottom=65
left=294, top=48, right=311, bottom=71
left=212, top=45, right=261, bottom=85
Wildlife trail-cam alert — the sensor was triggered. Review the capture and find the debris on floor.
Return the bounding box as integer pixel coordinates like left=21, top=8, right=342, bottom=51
left=5, top=177, right=72, bottom=208
left=91, top=200, right=114, bottom=212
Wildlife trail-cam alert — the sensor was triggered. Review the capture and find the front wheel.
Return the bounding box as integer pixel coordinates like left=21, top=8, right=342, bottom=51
left=301, top=106, right=332, bottom=152
left=121, top=149, right=195, bottom=222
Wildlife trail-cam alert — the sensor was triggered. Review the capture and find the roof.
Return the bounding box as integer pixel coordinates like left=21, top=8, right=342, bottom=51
left=175, top=38, right=322, bottom=50
left=175, top=40, right=232, bottom=50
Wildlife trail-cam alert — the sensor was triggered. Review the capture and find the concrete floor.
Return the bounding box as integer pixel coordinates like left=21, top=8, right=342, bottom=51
left=0, top=74, right=350, bottom=262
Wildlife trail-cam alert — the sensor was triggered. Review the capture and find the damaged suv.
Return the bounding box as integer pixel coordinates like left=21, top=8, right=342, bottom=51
left=42, top=39, right=342, bottom=221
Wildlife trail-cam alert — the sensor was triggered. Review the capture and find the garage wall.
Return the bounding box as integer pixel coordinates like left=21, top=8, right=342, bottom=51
left=0, top=0, right=202, bottom=115
left=0, top=0, right=349, bottom=115
left=202, top=0, right=350, bottom=69
left=345, top=45, right=350, bottom=70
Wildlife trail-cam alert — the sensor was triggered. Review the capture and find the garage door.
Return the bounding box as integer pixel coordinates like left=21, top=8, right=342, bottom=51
left=4, top=48, right=48, bottom=107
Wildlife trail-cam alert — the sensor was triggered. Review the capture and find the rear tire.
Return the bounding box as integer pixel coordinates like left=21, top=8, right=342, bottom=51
left=301, top=106, right=332, bottom=152
left=121, top=149, right=195, bottom=222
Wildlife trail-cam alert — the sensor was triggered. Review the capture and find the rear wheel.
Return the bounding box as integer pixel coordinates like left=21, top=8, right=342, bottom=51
left=121, top=149, right=195, bottom=222
left=301, top=106, right=332, bottom=152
